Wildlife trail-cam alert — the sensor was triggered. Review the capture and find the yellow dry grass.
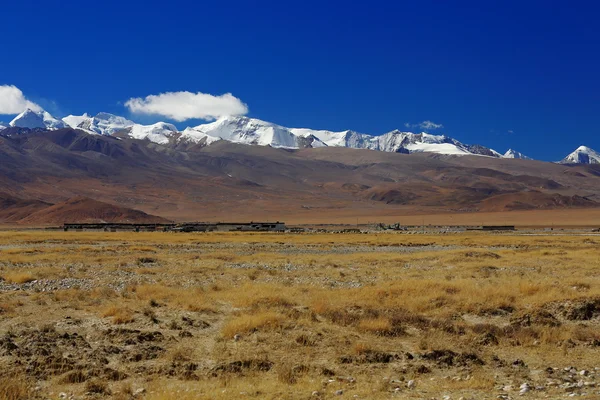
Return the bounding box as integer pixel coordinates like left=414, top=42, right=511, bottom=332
left=131, top=284, right=215, bottom=313
left=0, top=373, right=31, bottom=400
left=0, top=271, right=36, bottom=284
left=357, top=317, right=394, bottom=335
left=221, top=311, right=285, bottom=338
left=101, top=305, right=135, bottom=324
left=0, top=229, right=598, bottom=399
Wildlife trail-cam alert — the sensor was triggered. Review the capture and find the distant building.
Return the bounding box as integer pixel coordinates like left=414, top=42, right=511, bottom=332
left=214, top=222, right=286, bottom=232
left=63, top=221, right=286, bottom=232
left=173, top=222, right=286, bottom=232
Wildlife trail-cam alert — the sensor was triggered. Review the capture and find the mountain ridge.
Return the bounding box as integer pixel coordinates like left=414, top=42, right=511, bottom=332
left=5, top=109, right=598, bottom=163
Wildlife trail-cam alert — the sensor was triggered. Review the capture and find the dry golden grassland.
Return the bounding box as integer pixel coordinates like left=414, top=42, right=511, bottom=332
left=0, top=230, right=599, bottom=399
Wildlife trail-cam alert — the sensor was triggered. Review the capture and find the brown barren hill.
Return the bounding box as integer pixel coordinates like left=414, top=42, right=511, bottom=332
left=19, top=197, right=171, bottom=225
left=478, top=191, right=599, bottom=212
left=2, top=129, right=600, bottom=224
left=0, top=192, right=51, bottom=222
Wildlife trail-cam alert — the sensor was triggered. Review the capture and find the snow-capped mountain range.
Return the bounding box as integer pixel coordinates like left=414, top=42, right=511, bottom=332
left=1, top=109, right=596, bottom=164
left=62, top=112, right=179, bottom=145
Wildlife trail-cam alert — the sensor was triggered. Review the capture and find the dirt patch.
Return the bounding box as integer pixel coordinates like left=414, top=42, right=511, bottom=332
left=476, top=332, right=500, bottom=346
left=339, top=350, right=401, bottom=364
left=211, top=359, right=274, bottom=376
left=546, top=298, right=600, bottom=321
left=465, top=251, right=501, bottom=259
left=161, top=361, right=200, bottom=380
left=104, top=328, right=164, bottom=344
left=0, top=325, right=168, bottom=383
left=510, top=309, right=561, bottom=327
left=420, top=349, right=485, bottom=367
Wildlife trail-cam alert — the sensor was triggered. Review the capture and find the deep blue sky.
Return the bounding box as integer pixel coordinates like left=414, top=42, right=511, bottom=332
left=1, top=0, right=599, bottom=160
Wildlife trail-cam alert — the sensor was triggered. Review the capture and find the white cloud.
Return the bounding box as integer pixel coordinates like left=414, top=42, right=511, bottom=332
left=0, top=85, right=43, bottom=114
left=125, top=91, right=248, bottom=122
left=418, top=120, right=443, bottom=130
left=404, top=120, right=444, bottom=131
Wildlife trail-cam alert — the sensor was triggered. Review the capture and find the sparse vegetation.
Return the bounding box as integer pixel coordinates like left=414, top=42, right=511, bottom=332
left=0, top=230, right=599, bottom=398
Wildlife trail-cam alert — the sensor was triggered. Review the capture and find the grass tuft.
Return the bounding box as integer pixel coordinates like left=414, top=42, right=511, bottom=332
left=1, top=272, right=36, bottom=284
left=221, top=312, right=284, bottom=338
left=0, top=373, right=31, bottom=400
left=102, top=305, right=135, bottom=324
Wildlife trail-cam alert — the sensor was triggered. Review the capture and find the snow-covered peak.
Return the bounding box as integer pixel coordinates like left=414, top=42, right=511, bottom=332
left=192, top=116, right=306, bottom=148
left=85, top=113, right=134, bottom=135
left=94, top=112, right=135, bottom=129
left=63, top=113, right=181, bottom=144
left=560, top=146, right=600, bottom=164
left=373, top=130, right=474, bottom=154
left=63, top=112, right=135, bottom=135
left=504, top=149, right=532, bottom=160
left=62, top=113, right=91, bottom=131
left=10, top=109, right=67, bottom=130
left=127, top=122, right=178, bottom=145
left=290, top=127, right=369, bottom=148
left=390, top=131, right=451, bottom=144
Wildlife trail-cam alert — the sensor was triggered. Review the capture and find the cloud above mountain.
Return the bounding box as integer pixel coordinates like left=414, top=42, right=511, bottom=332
left=404, top=120, right=444, bottom=131
left=0, top=85, right=43, bottom=114
left=125, top=91, right=248, bottom=122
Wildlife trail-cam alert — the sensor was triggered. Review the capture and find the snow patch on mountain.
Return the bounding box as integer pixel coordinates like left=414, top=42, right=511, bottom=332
left=560, top=146, right=600, bottom=164
left=465, top=145, right=503, bottom=158
left=63, top=113, right=135, bottom=136
left=179, top=127, right=222, bottom=145
left=291, top=125, right=504, bottom=156
left=64, top=113, right=178, bottom=144
left=406, top=141, right=471, bottom=155
left=372, top=131, right=462, bottom=154
left=504, top=149, right=532, bottom=160
left=190, top=116, right=324, bottom=148
left=62, top=113, right=92, bottom=131
left=290, top=128, right=370, bottom=148
left=0, top=122, right=7, bottom=131
left=10, top=109, right=67, bottom=130
left=127, top=122, right=178, bottom=144
left=93, top=113, right=135, bottom=135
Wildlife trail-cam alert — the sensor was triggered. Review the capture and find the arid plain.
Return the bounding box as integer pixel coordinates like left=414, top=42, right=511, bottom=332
left=1, top=230, right=599, bottom=399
